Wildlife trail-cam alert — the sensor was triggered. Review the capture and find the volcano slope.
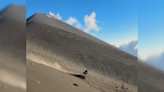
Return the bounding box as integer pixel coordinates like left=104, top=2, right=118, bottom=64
left=26, top=13, right=138, bottom=92
left=0, top=4, right=26, bottom=92
left=138, top=61, right=164, bottom=92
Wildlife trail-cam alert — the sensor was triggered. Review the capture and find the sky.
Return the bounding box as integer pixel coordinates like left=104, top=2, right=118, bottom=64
left=138, top=0, right=164, bottom=59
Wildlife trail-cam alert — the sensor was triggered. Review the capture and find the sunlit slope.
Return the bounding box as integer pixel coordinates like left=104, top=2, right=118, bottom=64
left=27, top=21, right=137, bottom=85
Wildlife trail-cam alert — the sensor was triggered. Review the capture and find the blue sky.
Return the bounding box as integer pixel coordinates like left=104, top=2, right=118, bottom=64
left=27, top=0, right=138, bottom=45
left=138, top=0, right=164, bottom=58
left=138, top=0, right=164, bottom=71
left=0, top=0, right=26, bottom=11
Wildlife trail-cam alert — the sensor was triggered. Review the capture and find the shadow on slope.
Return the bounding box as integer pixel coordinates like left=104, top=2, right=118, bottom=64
left=70, top=74, right=85, bottom=79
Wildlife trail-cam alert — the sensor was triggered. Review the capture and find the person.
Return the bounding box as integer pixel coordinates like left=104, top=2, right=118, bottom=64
left=83, top=70, right=88, bottom=79
left=83, top=70, right=88, bottom=75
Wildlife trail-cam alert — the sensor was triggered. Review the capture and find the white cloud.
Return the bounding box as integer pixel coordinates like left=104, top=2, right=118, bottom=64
left=75, top=21, right=82, bottom=29
left=144, top=51, right=164, bottom=71
left=83, top=12, right=101, bottom=33
left=139, top=51, right=164, bottom=61
left=49, top=12, right=54, bottom=16
left=65, top=17, right=83, bottom=29
left=90, top=33, right=96, bottom=36
left=138, top=54, right=152, bottom=61
left=134, top=44, right=138, bottom=50
left=113, top=41, right=130, bottom=48
left=49, top=11, right=62, bottom=20
left=113, top=40, right=138, bottom=57
left=66, top=17, right=78, bottom=25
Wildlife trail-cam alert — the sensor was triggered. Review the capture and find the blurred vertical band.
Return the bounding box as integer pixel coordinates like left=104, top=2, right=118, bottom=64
left=138, top=61, right=164, bottom=92
left=0, top=3, right=26, bottom=92
left=138, top=0, right=164, bottom=92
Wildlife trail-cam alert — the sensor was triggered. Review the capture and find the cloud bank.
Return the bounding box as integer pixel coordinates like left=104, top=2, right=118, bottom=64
left=113, top=40, right=138, bottom=57
left=49, top=12, right=62, bottom=20
left=65, top=17, right=82, bottom=29
left=145, top=52, right=164, bottom=71
left=66, top=17, right=78, bottom=25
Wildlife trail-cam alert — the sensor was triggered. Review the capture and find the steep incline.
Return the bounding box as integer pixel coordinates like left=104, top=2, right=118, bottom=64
left=27, top=21, right=138, bottom=85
